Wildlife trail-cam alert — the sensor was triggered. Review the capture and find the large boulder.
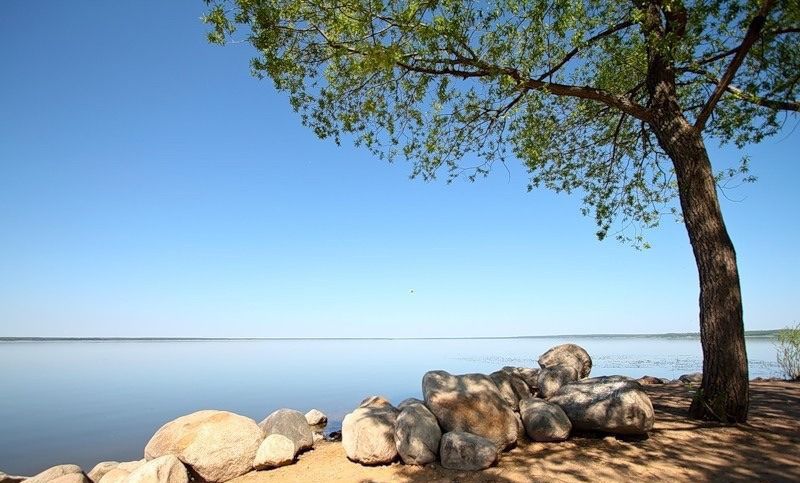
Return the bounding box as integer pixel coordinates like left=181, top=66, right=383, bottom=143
left=394, top=399, right=441, bottom=465
left=87, top=463, right=118, bottom=483
left=144, top=410, right=263, bottom=483
left=501, top=366, right=540, bottom=392
left=538, top=344, right=592, bottom=379
left=97, top=470, right=129, bottom=483
left=537, top=365, right=580, bottom=398
left=549, top=377, right=655, bottom=435
left=519, top=398, right=571, bottom=442
left=46, top=476, right=89, bottom=483
left=342, top=396, right=399, bottom=465
left=259, top=409, right=313, bottom=454
left=254, top=434, right=296, bottom=470
left=439, top=432, right=498, bottom=471
left=24, top=465, right=83, bottom=483
left=488, top=370, right=533, bottom=410
left=126, top=456, right=188, bottom=483
left=422, top=370, right=518, bottom=450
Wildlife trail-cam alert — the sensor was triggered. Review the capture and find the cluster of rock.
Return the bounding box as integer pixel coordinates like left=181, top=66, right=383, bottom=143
left=341, top=343, right=656, bottom=470
left=9, top=408, right=329, bottom=483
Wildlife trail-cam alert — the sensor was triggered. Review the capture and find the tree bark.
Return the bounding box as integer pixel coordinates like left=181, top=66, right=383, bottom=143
left=651, top=113, right=750, bottom=423
left=642, top=5, right=750, bottom=421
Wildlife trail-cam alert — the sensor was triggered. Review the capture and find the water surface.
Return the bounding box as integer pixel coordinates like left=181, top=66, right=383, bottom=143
left=0, top=337, right=780, bottom=475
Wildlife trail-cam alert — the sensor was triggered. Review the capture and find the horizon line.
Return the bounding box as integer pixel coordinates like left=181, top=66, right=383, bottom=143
left=0, top=329, right=780, bottom=342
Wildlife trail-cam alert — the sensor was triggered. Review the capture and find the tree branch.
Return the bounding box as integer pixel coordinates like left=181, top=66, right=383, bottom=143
left=695, top=0, right=777, bottom=130
left=537, top=20, right=634, bottom=81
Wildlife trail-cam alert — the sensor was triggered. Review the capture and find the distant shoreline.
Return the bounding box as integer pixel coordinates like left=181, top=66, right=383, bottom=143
left=0, top=330, right=780, bottom=342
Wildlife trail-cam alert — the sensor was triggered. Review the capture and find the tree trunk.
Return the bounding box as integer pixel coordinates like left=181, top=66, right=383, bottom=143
left=651, top=114, right=750, bottom=423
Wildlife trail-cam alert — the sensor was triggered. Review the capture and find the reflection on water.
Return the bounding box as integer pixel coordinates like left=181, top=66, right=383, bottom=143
left=0, top=337, right=780, bottom=475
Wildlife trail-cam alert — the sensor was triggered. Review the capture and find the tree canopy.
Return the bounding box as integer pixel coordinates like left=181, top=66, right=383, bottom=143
left=204, top=0, right=798, bottom=246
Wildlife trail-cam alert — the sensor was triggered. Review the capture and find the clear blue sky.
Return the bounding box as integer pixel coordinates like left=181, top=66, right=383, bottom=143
left=0, top=1, right=797, bottom=337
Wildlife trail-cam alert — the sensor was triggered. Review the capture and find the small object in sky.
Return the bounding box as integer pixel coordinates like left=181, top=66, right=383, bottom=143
left=409, top=289, right=415, bottom=294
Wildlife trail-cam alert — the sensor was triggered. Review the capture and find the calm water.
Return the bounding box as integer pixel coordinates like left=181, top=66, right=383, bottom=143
left=0, top=337, right=781, bottom=475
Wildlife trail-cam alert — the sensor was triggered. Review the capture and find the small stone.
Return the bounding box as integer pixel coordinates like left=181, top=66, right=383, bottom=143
left=260, top=409, right=314, bottom=453
left=519, top=398, right=571, bottom=442
left=305, top=409, right=328, bottom=427
left=126, top=455, right=188, bottom=483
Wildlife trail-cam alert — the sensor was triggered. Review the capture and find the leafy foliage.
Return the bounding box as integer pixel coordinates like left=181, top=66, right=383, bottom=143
left=203, top=0, right=798, bottom=246
left=777, top=323, right=800, bottom=380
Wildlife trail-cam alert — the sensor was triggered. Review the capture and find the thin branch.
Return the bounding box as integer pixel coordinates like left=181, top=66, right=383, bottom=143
left=695, top=0, right=777, bottom=130
left=536, top=20, right=634, bottom=81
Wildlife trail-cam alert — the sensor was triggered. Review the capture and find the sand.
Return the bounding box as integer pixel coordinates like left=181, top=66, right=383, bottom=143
left=230, top=380, right=800, bottom=482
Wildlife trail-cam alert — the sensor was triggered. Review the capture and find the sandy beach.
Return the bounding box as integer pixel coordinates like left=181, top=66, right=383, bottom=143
left=229, top=380, right=800, bottom=482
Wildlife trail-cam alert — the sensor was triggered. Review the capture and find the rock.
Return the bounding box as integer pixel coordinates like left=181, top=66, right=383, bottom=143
left=47, top=475, right=89, bottom=483
left=501, top=366, right=540, bottom=391
left=359, top=396, right=392, bottom=408
left=679, top=372, right=702, bottom=384
left=422, top=370, right=518, bottom=450
left=312, top=432, right=325, bottom=443
left=489, top=370, right=533, bottom=410
left=550, top=377, right=655, bottom=435
left=126, top=456, right=188, bottom=483
left=112, top=463, right=143, bottom=474
left=87, top=462, right=118, bottom=483
left=538, top=344, right=592, bottom=378
left=327, top=431, right=342, bottom=442
left=24, top=465, right=83, bottom=483
left=537, top=365, right=579, bottom=398
left=304, top=409, right=327, bottom=427
left=97, top=469, right=129, bottom=483
left=254, top=434, right=296, bottom=470
left=342, top=397, right=399, bottom=465
left=638, top=375, right=666, bottom=385
left=397, top=398, right=425, bottom=409
left=519, top=398, right=571, bottom=442
left=439, top=431, right=498, bottom=471
left=144, top=409, right=263, bottom=483
left=1, top=472, right=27, bottom=483
left=394, top=399, right=441, bottom=465
left=259, top=409, right=314, bottom=454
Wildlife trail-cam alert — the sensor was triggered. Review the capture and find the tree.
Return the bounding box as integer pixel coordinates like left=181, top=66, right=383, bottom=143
left=203, top=0, right=799, bottom=422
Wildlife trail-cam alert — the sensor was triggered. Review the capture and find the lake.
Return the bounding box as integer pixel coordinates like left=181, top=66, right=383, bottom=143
left=0, top=337, right=781, bottom=475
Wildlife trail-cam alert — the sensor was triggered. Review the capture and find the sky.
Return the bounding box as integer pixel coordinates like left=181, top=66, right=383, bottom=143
left=0, top=1, right=797, bottom=338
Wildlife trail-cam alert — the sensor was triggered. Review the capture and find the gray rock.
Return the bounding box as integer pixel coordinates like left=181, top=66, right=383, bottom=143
left=394, top=399, right=441, bottom=465
left=519, top=398, right=571, bottom=442
left=1, top=472, right=28, bottom=483
left=439, top=431, right=498, bottom=471
left=538, top=344, right=592, bottom=379
left=550, top=376, right=655, bottom=435
left=126, top=456, right=188, bottom=483
left=489, top=370, right=533, bottom=410
left=397, top=398, right=425, bottom=409
left=304, top=409, right=327, bottom=427
left=679, top=372, right=702, bottom=384
left=87, top=462, right=118, bottom=483
left=259, top=409, right=314, bottom=453
left=501, top=366, right=540, bottom=392
left=144, top=410, right=263, bottom=483
left=253, top=434, right=296, bottom=470
left=342, top=397, right=399, bottom=465
left=47, top=476, right=88, bottom=483
left=537, top=365, right=579, bottom=398
left=24, top=465, right=83, bottom=483
left=422, top=370, right=518, bottom=450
